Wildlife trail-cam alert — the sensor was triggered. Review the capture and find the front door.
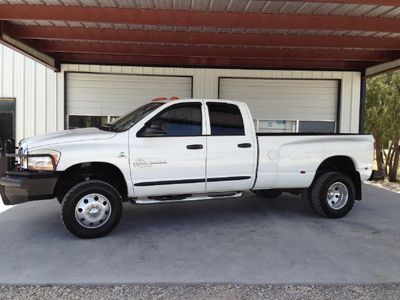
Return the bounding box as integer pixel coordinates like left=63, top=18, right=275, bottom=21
left=130, top=102, right=206, bottom=197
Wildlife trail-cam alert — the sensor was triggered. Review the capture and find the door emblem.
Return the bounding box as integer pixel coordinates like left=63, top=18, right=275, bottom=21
left=133, top=158, right=167, bottom=168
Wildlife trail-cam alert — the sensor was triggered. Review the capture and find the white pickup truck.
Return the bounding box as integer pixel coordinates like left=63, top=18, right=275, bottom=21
left=0, top=98, right=374, bottom=238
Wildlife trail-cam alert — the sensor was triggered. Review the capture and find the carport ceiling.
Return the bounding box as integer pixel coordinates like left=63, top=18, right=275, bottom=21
left=1, top=0, right=400, bottom=71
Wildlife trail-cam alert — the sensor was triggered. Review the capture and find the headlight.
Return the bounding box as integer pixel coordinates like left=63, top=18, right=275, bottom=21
left=25, top=150, right=61, bottom=171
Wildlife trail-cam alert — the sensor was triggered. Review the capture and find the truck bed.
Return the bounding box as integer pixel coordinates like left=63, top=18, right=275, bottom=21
left=254, top=134, right=374, bottom=190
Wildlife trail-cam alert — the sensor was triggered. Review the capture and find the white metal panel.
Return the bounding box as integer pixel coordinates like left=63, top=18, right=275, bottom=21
left=0, top=44, right=59, bottom=142
left=46, top=67, right=57, bottom=133
left=24, top=59, right=36, bottom=138
left=66, top=73, right=192, bottom=117
left=36, top=64, right=47, bottom=134
left=2, top=46, right=14, bottom=97
left=219, top=78, right=338, bottom=122
left=13, top=50, right=24, bottom=141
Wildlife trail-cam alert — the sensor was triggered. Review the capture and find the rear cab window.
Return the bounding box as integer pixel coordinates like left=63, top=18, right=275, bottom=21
left=207, top=102, right=245, bottom=136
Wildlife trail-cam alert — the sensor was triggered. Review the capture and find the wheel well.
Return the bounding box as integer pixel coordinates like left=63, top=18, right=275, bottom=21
left=54, top=162, right=128, bottom=201
left=316, top=156, right=362, bottom=200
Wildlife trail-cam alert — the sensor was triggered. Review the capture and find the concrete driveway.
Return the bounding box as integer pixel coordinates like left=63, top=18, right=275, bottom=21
left=0, top=184, right=399, bottom=285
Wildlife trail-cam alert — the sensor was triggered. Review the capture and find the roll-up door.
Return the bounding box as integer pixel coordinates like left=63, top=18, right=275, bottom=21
left=219, top=78, right=339, bottom=133
left=66, top=73, right=192, bottom=128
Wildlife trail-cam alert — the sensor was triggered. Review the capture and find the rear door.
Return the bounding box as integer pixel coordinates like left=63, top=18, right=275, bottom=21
left=205, top=102, right=257, bottom=192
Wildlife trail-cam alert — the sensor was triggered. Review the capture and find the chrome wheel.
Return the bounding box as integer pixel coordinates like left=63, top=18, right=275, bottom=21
left=326, top=182, right=348, bottom=210
left=74, top=193, right=112, bottom=229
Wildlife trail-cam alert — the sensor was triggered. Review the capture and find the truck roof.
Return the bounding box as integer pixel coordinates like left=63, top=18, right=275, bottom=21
left=151, top=97, right=243, bottom=105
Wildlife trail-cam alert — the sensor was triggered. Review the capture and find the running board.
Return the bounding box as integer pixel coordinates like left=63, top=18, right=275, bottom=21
left=133, top=192, right=243, bottom=205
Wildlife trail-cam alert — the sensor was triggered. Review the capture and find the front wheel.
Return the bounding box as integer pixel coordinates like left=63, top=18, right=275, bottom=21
left=310, top=172, right=355, bottom=218
left=61, top=180, right=123, bottom=239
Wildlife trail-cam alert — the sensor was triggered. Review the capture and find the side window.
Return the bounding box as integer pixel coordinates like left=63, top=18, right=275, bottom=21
left=207, top=102, right=245, bottom=136
left=139, top=103, right=202, bottom=137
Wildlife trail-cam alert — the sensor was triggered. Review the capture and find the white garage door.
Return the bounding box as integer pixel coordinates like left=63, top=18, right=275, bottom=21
left=219, top=78, right=339, bottom=133
left=66, top=73, right=192, bottom=128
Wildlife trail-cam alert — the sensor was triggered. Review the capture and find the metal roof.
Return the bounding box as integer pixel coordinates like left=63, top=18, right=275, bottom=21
left=1, top=0, right=399, bottom=16
left=1, top=0, right=400, bottom=71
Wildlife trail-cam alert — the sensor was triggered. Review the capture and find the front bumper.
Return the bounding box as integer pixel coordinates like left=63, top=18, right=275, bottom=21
left=0, top=174, right=59, bottom=205
left=0, top=140, right=59, bottom=205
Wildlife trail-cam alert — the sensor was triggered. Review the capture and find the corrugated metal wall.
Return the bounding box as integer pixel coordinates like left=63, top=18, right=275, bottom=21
left=61, top=64, right=361, bottom=133
left=0, top=44, right=60, bottom=142
left=0, top=43, right=362, bottom=143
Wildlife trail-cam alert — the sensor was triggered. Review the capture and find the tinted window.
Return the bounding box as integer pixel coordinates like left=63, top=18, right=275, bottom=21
left=142, top=103, right=202, bottom=137
left=207, top=102, right=245, bottom=135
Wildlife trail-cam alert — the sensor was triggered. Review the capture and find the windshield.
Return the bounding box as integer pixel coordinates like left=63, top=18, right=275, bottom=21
left=100, top=102, right=164, bottom=132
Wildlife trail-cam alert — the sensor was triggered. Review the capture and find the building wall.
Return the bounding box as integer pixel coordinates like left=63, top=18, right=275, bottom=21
left=0, top=44, right=61, bottom=143
left=0, top=43, right=362, bottom=143
left=60, top=64, right=361, bottom=133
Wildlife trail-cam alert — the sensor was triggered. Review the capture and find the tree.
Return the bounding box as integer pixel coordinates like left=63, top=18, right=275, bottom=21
left=366, top=72, right=400, bottom=182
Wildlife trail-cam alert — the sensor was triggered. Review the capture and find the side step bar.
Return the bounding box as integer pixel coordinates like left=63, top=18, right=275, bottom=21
left=132, top=192, right=243, bottom=205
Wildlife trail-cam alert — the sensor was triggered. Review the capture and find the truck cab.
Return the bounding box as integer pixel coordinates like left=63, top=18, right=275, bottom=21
left=129, top=99, right=257, bottom=197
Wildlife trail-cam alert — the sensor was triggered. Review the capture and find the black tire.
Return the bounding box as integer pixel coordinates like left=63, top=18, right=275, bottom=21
left=253, top=189, right=282, bottom=199
left=61, top=180, right=123, bottom=239
left=311, top=172, right=355, bottom=218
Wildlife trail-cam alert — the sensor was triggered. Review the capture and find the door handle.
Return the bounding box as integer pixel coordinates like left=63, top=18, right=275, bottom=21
left=186, top=144, right=203, bottom=150
left=238, top=143, right=252, bottom=148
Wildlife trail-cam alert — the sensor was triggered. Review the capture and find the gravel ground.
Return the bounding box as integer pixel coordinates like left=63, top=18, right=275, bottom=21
left=0, top=284, right=400, bottom=300
left=365, top=180, right=400, bottom=193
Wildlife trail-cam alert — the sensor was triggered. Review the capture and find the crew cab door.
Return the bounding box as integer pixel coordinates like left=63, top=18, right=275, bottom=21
left=205, top=101, right=257, bottom=192
left=129, top=102, right=206, bottom=197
